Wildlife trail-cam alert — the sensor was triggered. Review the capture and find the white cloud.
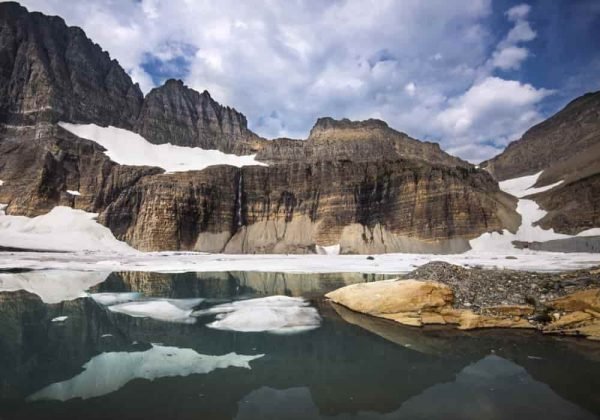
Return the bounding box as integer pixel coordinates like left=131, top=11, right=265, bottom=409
left=435, top=77, right=552, bottom=160
left=506, top=4, right=531, bottom=21
left=404, top=82, right=416, bottom=96
left=17, top=0, right=554, bottom=162
left=491, top=46, right=529, bottom=71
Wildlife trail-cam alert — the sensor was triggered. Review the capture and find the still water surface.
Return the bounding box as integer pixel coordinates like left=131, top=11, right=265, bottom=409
left=0, top=271, right=599, bottom=419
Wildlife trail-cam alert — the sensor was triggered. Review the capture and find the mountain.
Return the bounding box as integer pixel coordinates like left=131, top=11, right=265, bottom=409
left=0, top=2, right=519, bottom=253
left=481, top=91, right=600, bottom=234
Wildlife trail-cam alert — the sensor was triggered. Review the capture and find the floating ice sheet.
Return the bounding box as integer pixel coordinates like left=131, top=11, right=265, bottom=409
left=108, top=298, right=204, bottom=324
left=198, top=296, right=322, bottom=333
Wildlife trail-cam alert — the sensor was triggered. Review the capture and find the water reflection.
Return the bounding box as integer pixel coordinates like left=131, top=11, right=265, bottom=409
left=0, top=270, right=598, bottom=419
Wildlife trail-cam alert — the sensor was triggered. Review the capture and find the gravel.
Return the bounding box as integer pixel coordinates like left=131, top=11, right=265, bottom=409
left=402, top=261, right=600, bottom=312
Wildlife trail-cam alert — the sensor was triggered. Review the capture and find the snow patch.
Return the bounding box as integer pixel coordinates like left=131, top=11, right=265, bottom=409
left=66, top=190, right=81, bottom=196
left=0, top=180, right=4, bottom=186
left=499, top=171, right=563, bottom=198
left=28, top=345, right=264, bottom=401
left=51, top=316, right=68, bottom=322
left=316, top=244, right=341, bottom=255
left=59, top=122, right=267, bottom=172
left=197, top=296, right=321, bottom=333
left=470, top=172, right=571, bottom=252
left=577, top=228, right=600, bottom=237
left=0, top=206, right=137, bottom=253
left=0, top=271, right=109, bottom=303
left=108, top=298, right=204, bottom=324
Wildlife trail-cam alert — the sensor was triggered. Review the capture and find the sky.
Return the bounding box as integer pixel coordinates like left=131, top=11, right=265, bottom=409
left=16, top=0, right=600, bottom=162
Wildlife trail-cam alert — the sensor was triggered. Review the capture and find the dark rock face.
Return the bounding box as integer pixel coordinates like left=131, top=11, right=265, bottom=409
left=135, top=79, right=262, bottom=152
left=0, top=2, right=143, bottom=128
left=532, top=173, right=600, bottom=234
left=0, top=2, right=520, bottom=253
left=0, top=2, right=261, bottom=153
left=481, top=91, right=600, bottom=182
left=0, top=124, right=161, bottom=217
left=481, top=91, right=600, bottom=235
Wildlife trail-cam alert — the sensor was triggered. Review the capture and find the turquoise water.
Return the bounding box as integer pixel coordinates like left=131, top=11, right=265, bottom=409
left=0, top=271, right=599, bottom=419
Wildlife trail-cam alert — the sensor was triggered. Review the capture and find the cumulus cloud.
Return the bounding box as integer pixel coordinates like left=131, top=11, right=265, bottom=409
left=18, top=0, right=555, bottom=162
left=436, top=77, right=552, bottom=150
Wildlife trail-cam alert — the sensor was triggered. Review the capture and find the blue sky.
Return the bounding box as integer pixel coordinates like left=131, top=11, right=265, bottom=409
left=17, top=0, right=600, bottom=162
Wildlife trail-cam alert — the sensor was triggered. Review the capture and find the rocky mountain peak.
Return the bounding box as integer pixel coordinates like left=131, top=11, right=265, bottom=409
left=0, top=2, right=144, bottom=127
left=308, top=117, right=390, bottom=141
left=135, top=78, right=255, bottom=150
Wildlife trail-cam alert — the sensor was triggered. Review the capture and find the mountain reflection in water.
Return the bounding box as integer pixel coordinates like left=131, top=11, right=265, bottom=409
left=0, top=270, right=598, bottom=420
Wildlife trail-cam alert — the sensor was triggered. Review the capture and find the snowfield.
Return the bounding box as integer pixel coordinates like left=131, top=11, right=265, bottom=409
left=0, top=206, right=137, bottom=253
left=59, top=122, right=267, bottom=172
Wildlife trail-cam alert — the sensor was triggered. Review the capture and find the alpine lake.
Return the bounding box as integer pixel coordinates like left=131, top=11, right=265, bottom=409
left=0, top=270, right=599, bottom=420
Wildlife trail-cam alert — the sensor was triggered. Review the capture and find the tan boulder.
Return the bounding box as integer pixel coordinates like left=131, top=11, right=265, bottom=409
left=325, top=279, right=453, bottom=316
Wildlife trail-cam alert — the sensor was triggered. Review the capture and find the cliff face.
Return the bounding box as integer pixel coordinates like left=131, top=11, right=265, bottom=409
left=97, top=159, right=517, bottom=253
left=0, top=2, right=520, bottom=254
left=135, top=79, right=263, bottom=152
left=481, top=92, right=600, bottom=182
left=481, top=91, right=600, bottom=235
left=0, top=124, right=161, bottom=217
left=0, top=2, right=261, bottom=153
left=0, top=2, right=143, bottom=128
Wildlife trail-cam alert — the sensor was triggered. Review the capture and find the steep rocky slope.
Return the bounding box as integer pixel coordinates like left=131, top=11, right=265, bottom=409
left=0, top=2, right=261, bottom=153
left=0, top=2, right=519, bottom=254
left=481, top=91, right=600, bottom=235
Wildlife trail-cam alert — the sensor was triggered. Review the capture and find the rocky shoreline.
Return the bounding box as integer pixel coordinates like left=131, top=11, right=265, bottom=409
left=326, top=262, right=600, bottom=340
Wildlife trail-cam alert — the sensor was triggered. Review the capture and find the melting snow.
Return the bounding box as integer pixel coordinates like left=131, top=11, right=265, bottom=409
left=469, top=172, right=575, bottom=252
left=0, top=206, right=137, bottom=253
left=577, top=228, right=600, bottom=237
left=197, top=296, right=322, bottom=333
left=59, top=122, right=267, bottom=172
left=316, top=244, right=341, bottom=255
left=108, top=298, right=204, bottom=324
left=51, top=316, right=68, bottom=322
left=66, top=190, right=81, bottom=196
left=28, top=345, right=264, bottom=401
left=499, top=172, right=564, bottom=198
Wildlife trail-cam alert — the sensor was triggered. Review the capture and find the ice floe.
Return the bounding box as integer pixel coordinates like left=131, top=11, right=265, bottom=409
left=0, top=206, right=137, bottom=253
left=108, top=298, right=204, bottom=324
left=196, top=296, right=322, bottom=333
left=0, top=270, right=109, bottom=303
left=59, top=122, right=267, bottom=173
left=28, top=345, right=264, bottom=401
